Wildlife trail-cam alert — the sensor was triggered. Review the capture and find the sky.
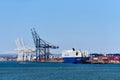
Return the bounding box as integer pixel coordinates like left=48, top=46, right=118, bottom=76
left=0, top=0, right=120, bottom=54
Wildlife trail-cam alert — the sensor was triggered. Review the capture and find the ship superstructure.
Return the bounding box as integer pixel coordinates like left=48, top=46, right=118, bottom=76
left=62, top=48, right=89, bottom=63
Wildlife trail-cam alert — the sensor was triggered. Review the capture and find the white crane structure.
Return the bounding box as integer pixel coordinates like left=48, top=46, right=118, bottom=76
left=15, top=37, right=35, bottom=61
left=79, top=49, right=89, bottom=57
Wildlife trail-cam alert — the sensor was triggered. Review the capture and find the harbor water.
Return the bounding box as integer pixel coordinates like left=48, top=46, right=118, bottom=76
left=0, top=62, right=120, bottom=80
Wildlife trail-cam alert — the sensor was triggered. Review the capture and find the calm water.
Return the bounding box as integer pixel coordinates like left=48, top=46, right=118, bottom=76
left=0, top=62, right=120, bottom=80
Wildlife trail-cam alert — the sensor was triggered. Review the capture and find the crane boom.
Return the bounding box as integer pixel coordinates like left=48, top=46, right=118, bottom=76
left=31, top=28, right=59, bottom=61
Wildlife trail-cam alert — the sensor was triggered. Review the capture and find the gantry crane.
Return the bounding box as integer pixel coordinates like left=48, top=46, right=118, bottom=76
left=16, top=37, right=35, bottom=61
left=31, top=28, right=59, bottom=61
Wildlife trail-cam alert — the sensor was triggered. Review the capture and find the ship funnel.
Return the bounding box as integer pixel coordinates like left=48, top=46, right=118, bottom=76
left=72, top=48, right=75, bottom=51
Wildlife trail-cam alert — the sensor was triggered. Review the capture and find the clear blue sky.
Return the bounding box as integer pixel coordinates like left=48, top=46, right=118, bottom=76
left=0, top=0, right=120, bottom=54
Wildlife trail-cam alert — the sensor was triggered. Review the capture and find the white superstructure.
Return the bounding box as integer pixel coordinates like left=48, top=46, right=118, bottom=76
left=62, top=48, right=88, bottom=58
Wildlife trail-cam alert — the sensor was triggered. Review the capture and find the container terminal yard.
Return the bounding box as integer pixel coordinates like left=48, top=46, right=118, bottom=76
left=0, top=28, right=120, bottom=64
left=1, top=51, right=120, bottom=64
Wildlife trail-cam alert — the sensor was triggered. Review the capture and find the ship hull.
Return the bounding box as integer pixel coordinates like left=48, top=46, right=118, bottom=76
left=63, top=57, right=83, bottom=63
left=63, top=57, right=90, bottom=63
